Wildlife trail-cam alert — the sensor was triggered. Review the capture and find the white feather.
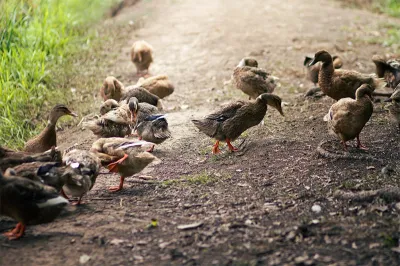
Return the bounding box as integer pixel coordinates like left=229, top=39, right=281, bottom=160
left=37, top=196, right=69, bottom=208
left=119, top=141, right=153, bottom=149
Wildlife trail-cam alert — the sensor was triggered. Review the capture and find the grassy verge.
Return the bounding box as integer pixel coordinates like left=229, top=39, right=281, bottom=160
left=337, top=0, right=400, bottom=17
left=0, top=0, right=119, bottom=149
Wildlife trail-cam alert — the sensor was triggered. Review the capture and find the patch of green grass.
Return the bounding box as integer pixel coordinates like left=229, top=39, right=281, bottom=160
left=338, top=0, right=400, bottom=18
left=0, top=0, right=118, bottom=149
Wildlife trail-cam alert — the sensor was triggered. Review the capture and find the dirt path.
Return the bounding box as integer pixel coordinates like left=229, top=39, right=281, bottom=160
left=2, top=0, right=400, bottom=265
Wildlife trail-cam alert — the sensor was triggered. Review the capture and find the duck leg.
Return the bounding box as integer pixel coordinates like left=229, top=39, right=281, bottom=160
left=109, top=176, right=125, bottom=192
left=212, top=140, right=220, bottom=154
left=107, top=154, right=129, bottom=172
left=147, top=145, right=155, bottom=153
left=356, top=135, right=368, bottom=150
left=340, top=141, right=348, bottom=151
left=71, top=196, right=83, bottom=206
left=3, top=223, right=26, bottom=240
left=226, top=138, right=238, bottom=152
left=60, top=189, right=70, bottom=200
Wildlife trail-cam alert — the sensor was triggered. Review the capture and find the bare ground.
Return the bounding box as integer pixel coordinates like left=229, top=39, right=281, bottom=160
left=1, top=0, right=400, bottom=265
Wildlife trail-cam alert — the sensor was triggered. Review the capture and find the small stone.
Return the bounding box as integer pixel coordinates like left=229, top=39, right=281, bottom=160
left=79, top=254, right=91, bottom=264
left=366, top=166, right=375, bottom=170
left=311, top=204, right=321, bottom=213
left=286, top=231, right=296, bottom=241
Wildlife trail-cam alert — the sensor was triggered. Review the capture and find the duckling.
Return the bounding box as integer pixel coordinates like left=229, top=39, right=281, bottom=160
left=100, top=99, right=120, bottom=115
left=384, top=84, right=400, bottom=132
left=90, top=138, right=156, bottom=192
left=323, top=84, right=373, bottom=150
left=233, top=58, right=279, bottom=99
left=83, top=98, right=136, bottom=138
left=372, top=55, right=400, bottom=89
left=24, top=105, right=78, bottom=153
left=309, top=50, right=384, bottom=101
left=136, top=75, right=174, bottom=99
left=62, top=149, right=101, bottom=205
left=304, top=55, right=343, bottom=87
left=135, top=114, right=171, bottom=152
left=0, top=146, right=62, bottom=172
left=0, top=171, right=68, bottom=240
left=130, top=40, right=153, bottom=76
left=192, top=93, right=284, bottom=154
left=100, top=76, right=163, bottom=109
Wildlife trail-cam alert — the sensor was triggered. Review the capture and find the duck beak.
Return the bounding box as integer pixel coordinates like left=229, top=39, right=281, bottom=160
left=308, top=58, right=317, bottom=66
left=130, top=111, right=137, bottom=122
left=277, top=105, right=284, bottom=116
left=69, top=112, right=78, bottom=117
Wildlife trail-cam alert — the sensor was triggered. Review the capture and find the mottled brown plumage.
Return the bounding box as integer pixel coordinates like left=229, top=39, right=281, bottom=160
left=136, top=115, right=171, bottom=152
left=130, top=40, right=153, bottom=75
left=309, top=50, right=383, bottom=101
left=372, top=54, right=400, bottom=89
left=192, top=93, right=284, bottom=154
left=62, top=149, right=101, bottom=205
left=0, top=146, right=62, bottom=172
left=90, top=138, right=156, bottom=192
left=24, top=105, right=78, bottom=153
left=233, top=58, right=278, bottom=99
left=0, top=171, right=68, bottom=240
left=136, top=75, right=174, bottom=99
left=324, top=84, right=374, bottom=150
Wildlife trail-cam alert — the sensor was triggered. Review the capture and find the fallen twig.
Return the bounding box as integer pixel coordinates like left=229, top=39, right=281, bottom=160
left=334, top=187, right=400, bottom=203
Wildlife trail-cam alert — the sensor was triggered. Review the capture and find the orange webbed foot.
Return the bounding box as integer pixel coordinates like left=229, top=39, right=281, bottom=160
left=212, top=140, right=220, bottom=154
left=4, top=223, right=25, bottom=240
left=226, top=139, right=238, bottom=152
left=108, top=176, right=125, bottom=193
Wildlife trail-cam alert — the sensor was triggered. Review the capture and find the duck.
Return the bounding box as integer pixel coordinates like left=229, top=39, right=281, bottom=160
left=90, top=138, right=156, bottom=192
left=308, top=50, right=384, bottom=101
left=304, top=55, right=343, bottom=87
left=192, top=93, right=284, bottom=154
left=24, top=105, right=78, bottom=153
left=135, top=114, right=171, bottom=152
left=233, top=58, right=279, bottom=99
left=136, top=74, right=174, bottom=99
left=130, top=40, right=153, bottom=76
left=4, top=161, right=68, bottom=192
left=100, top=76, right=163, bottom=109
left=83, top=98, right=136, bottom=138
left=62, top=149, right=101, bottom=205
left=0, top=170, right=68, bottom=240
left=372, top=54, right=400, bottom=89
left=384, top=84, right=400, bottom=132
left=0, top=146, right=62, bottom=172
left=127, top=97, right=159, bottom=124
left=323, top=84, right=374, bottom=150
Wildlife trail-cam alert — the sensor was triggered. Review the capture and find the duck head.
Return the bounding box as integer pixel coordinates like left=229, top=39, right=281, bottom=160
left=49, top=104, right=78, bottom=125
left=237, top=57, right=258, bottom=68
left=258, top=93, right=284, bottom=116
left=100, top=76, right=123, bottom=101
left=308, top=50, right=332, bottom=66
left=355, top=84, right=374, bottom=100
left=128, top=97, right=139, bottom=123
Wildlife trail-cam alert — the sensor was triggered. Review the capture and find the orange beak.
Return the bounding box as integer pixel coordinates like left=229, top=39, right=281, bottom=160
left=130, top=111, right=137, bottom=122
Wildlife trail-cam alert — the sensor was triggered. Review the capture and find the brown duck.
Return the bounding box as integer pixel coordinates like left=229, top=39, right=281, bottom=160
left=24, top=105, right=78, bottom=153
left=100, top=76, right=163, bottom=109
left=233, top=58, right=279, bottom=99
left=0, top=171, right=68, bottom=240
left=304, top=55, right=343, bottom=87
left=90, top=138, right=156, bottom=192
left=130, top=40, right=153, bottom=76
left=372, top=54, right=400, bottom=89
left=324, top=84, right=373, bottom=150
left=309, top=50, right=383, bottom=101
left=192, top=93, right=283, bottom=154
left=0, top=146, right=62, bottom=172
left=136, top=75, right=174, bottom=99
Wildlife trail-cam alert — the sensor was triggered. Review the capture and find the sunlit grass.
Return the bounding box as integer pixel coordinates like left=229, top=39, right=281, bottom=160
left=0, top=0, right=118, bottom=149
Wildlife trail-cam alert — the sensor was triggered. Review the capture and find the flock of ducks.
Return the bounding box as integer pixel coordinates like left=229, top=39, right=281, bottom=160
left=0, top=38, right=399, bottom=240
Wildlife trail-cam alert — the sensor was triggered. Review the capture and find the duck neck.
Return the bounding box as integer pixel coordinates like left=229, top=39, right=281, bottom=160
left=318, top=61, right=334, bottom=92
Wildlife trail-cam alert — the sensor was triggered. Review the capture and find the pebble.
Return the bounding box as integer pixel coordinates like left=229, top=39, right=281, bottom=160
left=311, top=204, right=321, bottom=213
